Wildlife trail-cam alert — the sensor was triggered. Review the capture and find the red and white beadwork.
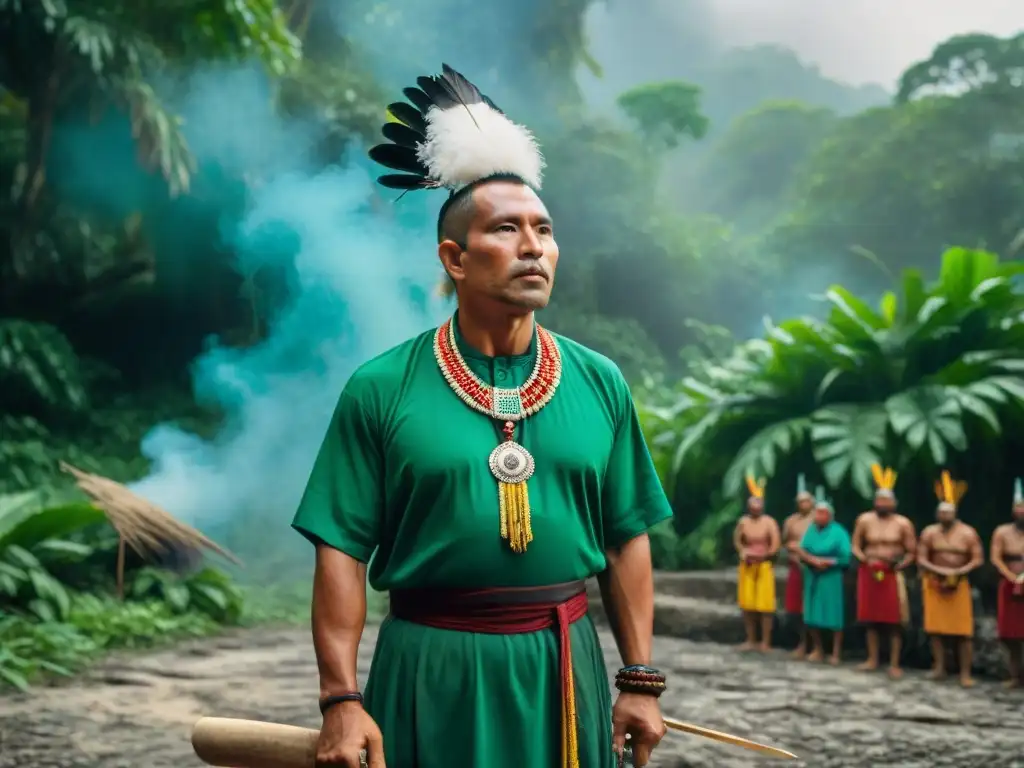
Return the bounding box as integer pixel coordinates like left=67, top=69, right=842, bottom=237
left=433, top=316, right=561, bottom=551
left=433, top=317, right=562, bottom=422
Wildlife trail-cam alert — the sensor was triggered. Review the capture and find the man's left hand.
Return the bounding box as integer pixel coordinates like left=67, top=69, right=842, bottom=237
left=612, top=692, right=666, bottom=767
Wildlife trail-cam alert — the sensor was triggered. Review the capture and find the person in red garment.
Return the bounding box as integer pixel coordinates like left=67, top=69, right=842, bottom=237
left=991, top=478, right=1024, bottom=687
left=850, top=464, right=916, bottom=679
left=781, top=474, right=814, bottom=658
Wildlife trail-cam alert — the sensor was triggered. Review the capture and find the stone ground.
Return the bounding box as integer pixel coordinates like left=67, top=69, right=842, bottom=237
left=2, top=624, right=1022, bottom=768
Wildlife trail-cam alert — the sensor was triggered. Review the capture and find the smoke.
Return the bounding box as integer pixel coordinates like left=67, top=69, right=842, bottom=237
left=125, top=67, right=444, bottom=546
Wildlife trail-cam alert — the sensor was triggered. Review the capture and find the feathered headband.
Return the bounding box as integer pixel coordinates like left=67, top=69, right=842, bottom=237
left=368, top=64, right=544, bottom=197
left=796, top=473, right=813, bottom=500
left=934, top=470, right=968, bottom=510
left=814, top=485, right=833, bottom=514
left=870, top=463, right=897, bottom=498
left=745, top=474, right=766, bottom=500
left=1015, top=477, right=1023, bottom=505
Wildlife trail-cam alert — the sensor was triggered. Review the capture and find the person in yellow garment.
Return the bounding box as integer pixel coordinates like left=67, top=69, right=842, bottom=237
left=734, top=475, right=781, bottom=651
left=917, top=471, right=984, bottom=687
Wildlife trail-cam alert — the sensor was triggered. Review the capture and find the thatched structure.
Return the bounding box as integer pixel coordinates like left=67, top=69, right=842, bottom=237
left=61, top=462, right=242, bottom=597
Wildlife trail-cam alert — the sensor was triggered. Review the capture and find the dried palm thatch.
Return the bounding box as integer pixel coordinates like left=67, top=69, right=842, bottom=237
left=61, top=462, right=242, bottom=598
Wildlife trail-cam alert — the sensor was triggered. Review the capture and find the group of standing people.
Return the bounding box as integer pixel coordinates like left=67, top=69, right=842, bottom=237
left=733, top=467, right=1024, bottom=688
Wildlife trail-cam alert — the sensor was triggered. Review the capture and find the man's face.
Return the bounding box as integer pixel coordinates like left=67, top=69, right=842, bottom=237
left=1014, top=502, right=1024, bottom=529
left=936, top=504, right=956, bottom=527
left=874, top=493, right=895, bottom=515
left=747, top=498, right=764, bottom=516
left=813, top=506, right=831, bottom=528
left=797, top=497, right=813, bottom=514
left=444, top=181, right=558, bottom=311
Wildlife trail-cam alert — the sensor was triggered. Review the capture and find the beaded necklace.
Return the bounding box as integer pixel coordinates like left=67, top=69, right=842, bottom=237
left=433, top=317, right=562, bottom=553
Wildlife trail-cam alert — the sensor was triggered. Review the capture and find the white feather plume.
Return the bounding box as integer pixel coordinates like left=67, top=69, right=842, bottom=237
left=417, top=102, right=544, bottom=191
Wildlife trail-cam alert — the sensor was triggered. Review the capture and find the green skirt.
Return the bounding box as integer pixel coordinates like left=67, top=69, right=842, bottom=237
left=364, top=613, right=615, bottom=767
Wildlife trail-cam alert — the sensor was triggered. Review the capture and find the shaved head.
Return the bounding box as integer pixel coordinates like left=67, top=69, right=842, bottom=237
left=438, top=189, right=476, bottom=246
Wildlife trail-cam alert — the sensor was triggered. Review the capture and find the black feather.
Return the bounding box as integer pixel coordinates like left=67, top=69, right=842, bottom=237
left=386, top=102, right=427, bottom=134
left=381, top=122, right=423, bottom=149
left=402, top=87, right=433, bottom=114
left=416, top=75, right=458, bottom=110
left=440, top=64, right=485, bottom=106
left=482, top=95, right=504, bottom=115
left=368, top=144, right=424, bottom=174
left=378, top=173, right=427, bottom=191
left=369, top=65, right=511, bottom=195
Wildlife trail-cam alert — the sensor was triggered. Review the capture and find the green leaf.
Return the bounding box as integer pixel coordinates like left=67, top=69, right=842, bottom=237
left=810, top=405, right=886, bottom=497
left=0, top=666, right=30, bottom=692
left=163, top=584, right=191, bottom=613
left=722, top=417, right=811, bottom=495
left=0, top=502, right=106, bottom=551
left=131, top=572, right=157, bottom=597
left=2, top=545, right=41, bottom=569
left=192, top=583, right=228, bottom=611
left=879, top=291, right=898, bottom=324
left=36, top=659, right=74, bottom=677
left=825, top=285, right=887, bottom=336
left=947, top=387, right=1001, bottom=433
left=33, top=539, right=93, bottom=559
left=885, top=387, right=966, bottom=464
left=28, top=599, right=56, bottom=623
left=0, top=491, right=44, bottom=541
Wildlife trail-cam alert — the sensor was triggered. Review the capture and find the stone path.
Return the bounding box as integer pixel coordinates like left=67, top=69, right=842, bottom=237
left=1, top=625, right=1022, bottom=768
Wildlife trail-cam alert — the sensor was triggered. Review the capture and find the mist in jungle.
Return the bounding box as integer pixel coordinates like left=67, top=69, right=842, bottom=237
left=54, top=0, right=1020, bottom=576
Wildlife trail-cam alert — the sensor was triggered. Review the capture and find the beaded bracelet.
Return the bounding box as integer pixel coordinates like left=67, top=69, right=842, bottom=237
left=614, top=665, right=667, bottom=698
left=319, top=691, right=364, bottom=714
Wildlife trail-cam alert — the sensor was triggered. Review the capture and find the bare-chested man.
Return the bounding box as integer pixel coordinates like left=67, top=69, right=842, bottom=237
left=917, top=472, right=983, bottom=687
left=782, top=474, right=815, bottom=658
left=734, top=475, right=781, bottom=652
left=991, top=478, right=1024, bottom=687
left=851, top=464, right=916, bottom=679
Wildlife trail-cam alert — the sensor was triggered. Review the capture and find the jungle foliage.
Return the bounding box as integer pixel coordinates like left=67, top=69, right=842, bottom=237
left=0, top=1, right=1021, bottom=670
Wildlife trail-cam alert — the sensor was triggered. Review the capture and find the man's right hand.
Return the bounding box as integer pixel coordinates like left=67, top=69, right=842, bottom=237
left=316, top=701, right=385, bottom=768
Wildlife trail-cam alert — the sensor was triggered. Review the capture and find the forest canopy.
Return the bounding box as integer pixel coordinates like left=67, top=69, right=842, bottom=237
left=0, top=2, right=1021, bottom=572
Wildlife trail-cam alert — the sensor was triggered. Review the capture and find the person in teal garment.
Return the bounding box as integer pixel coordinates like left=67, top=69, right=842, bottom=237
left=799, top=489, right=852, bottom=665
left=291, top=64, right=674, bottom=768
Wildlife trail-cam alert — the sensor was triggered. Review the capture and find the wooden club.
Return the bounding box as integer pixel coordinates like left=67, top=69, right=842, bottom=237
left=191, top=716, right=799, bottom=765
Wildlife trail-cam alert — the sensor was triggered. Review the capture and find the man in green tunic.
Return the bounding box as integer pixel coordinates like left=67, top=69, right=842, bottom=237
left=799, top=490, right=852, bottom=665
left=291, top=64, right=674, bottom=768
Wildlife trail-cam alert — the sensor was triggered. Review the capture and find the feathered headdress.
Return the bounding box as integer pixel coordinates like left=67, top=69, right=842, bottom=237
left=934, top=470, right=968, bottom=511
left=368, top=64, right=544, bottom=197
left=1015, top=478, right=1023, bottom=505
left=796, top=473, right=813, bottom=501
left=745, top=474, right=766, bottom=500
left=814, top=485, right=833, bottom=514
left=870, top=463, right=897, bottom=498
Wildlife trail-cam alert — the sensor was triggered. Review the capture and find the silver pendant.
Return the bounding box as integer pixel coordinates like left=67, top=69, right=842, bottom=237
left=488, top=440, right=535, bottom=484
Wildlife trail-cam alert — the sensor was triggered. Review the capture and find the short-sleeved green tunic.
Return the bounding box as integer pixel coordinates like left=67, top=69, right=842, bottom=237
left=292, top=314, right=672, bottom=768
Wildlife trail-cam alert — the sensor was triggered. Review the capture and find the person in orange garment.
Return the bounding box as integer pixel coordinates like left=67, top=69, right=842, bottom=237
left=917, top=471, right=983, bottom=687
left=991, top=478, right=1024, bottom=687
left=781, top=474, right=815, bottom=658
left=734, top=475, right=781, bottom=652
left=851, top=464, right=916, bottom=679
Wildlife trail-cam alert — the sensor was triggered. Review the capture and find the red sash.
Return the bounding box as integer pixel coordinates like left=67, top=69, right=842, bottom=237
left=390, top=582, right=588, bottom=768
